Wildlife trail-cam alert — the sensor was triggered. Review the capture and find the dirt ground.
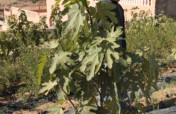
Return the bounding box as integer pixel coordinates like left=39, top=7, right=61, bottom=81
left=0, top=94, right=79, bottom=114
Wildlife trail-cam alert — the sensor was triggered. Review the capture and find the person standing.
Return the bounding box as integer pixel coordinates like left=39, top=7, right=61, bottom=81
left=102, top=0, right=138, bottom=113
left=103, top=0, right=126, bottom=50
left=112, top=0, right=126, bottom=50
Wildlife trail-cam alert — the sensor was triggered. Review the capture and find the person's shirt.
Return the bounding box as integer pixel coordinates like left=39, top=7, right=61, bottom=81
left=117, top=2, right=125, bottom=38
left=103, top=0, right=126, bottom=49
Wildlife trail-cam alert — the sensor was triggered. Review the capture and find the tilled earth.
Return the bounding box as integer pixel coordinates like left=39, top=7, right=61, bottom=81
left=0, top=69, right=176, bottom=114
left=0, top=94, right=78, bottom=114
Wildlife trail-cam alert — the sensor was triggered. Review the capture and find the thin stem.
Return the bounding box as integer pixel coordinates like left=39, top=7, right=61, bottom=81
left=75, top=70, right=101, bottom=95
left=57, top=80, right=77, bottom=110
left=83, top=0, right=93, bottom=25
left=67, top=66, right=102, bottom=106
left=100, top=83, right=104, bottom=107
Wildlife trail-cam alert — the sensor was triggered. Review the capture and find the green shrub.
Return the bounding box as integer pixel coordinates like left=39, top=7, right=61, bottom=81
left=0, top=47, right=49, bottom=96
left=0, top=11, right=50, bottom=97
left=0, top=12, right=48, bottom=61
left=126, top=11, right=176, bottom=58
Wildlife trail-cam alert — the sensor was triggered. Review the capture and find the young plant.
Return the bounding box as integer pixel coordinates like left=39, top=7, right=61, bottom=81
left=38, top=0, right=158, bottom=113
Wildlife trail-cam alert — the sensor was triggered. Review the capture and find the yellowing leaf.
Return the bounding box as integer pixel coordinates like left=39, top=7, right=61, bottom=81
left=34, top=54, right=47, bottom=85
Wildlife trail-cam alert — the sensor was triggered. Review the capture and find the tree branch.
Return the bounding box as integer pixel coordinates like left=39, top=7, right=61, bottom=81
left=57, top=80, right=77, bottom=110
left=83, top=0, right=93, bottom=25
left=100, top=82, right=103, bottom=107
left=75, top=70, right=101, bottom=95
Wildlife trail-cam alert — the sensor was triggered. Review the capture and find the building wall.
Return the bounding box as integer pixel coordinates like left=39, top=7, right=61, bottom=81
left=155, top=0, right=167, bottom=16
left=89, top=0, right=98, bottom=6
left=45, top=0, right=158, bottom=25
left=0, top=25, right=8, bottom=31
left=46, top=0, right=67, bottom=27
left=120, top=0, right=176, bottom=20
left=39, top=12, right=47, bottom=18
left=4, top=9, right=12, bottom=24
left=0, top=21, right=8, bottom=31
left=46, top=0, right=55, bottom=27
left=155, top=0, right=176, bottom=17
left=165, top=0, right=176, bottom=17
left=4, top=6, right=47, bottom=26
left=46, top=0, right=98, bottom=27
left=2, top=0, right=176, bottom=31
left=119, top=0, right=156, bottom=21
left=11, top=7, right=41, bottom=23
left=22, top=4, right=47, bottom=11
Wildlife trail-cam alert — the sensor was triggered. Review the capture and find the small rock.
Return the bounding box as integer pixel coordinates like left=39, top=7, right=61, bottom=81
left=10, top=98, right=24, bottom=108
left=165, top=77, right=172, bottom=83
left=166, top=94, right=170, bottom=98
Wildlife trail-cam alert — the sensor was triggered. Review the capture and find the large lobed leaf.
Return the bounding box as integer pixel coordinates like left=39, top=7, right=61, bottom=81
left=49, top=51, right=74, bottom=74
left=39, top=80, right=58, bottom=95
left=80, top=47, right=102, bottom=81
left=44, top=40, right=59, bottom=49
left=95, top=2, right=117, bottom=29
left=63, top=4, right=85, bottom=40
left=92, top=27, right=121, bottom=69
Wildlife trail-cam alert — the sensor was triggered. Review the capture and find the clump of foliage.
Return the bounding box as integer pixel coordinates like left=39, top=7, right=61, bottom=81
left=0, top=11, right=48, bottom=60
left=126, top=10, right=176, bottom=58
left=0, top=11, right=49, bottom=96
left=37, top=0, right=159, bottom=113
left=0, top=47, right=49, bottom=96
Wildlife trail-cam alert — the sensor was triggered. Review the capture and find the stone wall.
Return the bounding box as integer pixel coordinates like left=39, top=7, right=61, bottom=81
left=166, top=0, right=176, bottom=17
left=155, top=0, right=167, bottom=15
left=155, top=0, right=176, bottom=18
left=120, top=0, right=156, bottom=21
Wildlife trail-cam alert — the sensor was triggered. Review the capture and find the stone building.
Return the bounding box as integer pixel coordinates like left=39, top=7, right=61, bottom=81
left=1, top=0, right=176, bottom=31
left=46, top=0, right=176, bottom=25
left=0, top=3, right=47, bottom=31
left=46, top=0, right=98, bottom=27
left=3, top=4, right=47, bottom=24
left=119, top=0, right=176, bottom=21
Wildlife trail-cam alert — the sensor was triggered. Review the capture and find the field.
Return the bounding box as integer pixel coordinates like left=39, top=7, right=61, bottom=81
left=1, top=1, right=176, bottom=114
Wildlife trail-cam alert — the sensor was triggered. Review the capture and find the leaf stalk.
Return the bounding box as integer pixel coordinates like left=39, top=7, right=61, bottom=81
left=57, top=80, right=77, bottom=110
left=83, top=0, right=93, bottom=25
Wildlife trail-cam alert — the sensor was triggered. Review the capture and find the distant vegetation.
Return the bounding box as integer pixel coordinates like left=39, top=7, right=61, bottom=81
left=0, top=11, right=49, bottom=97
left=126, top=11, right=176, bottom=59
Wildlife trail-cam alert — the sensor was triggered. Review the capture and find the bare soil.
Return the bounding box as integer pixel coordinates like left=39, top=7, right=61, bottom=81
left=0, top=93, right=79, bottom=114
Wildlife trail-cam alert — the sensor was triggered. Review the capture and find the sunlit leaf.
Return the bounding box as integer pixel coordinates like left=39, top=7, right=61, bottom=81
left=39, top=80, right=57, bottom=95
left=44, top=40, right=59, bottom=49
left=49, top=51, right=73, bottom=74
left=80, top=47, right=102, bottom=81
left=63, top=4, right=85, bottom=40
